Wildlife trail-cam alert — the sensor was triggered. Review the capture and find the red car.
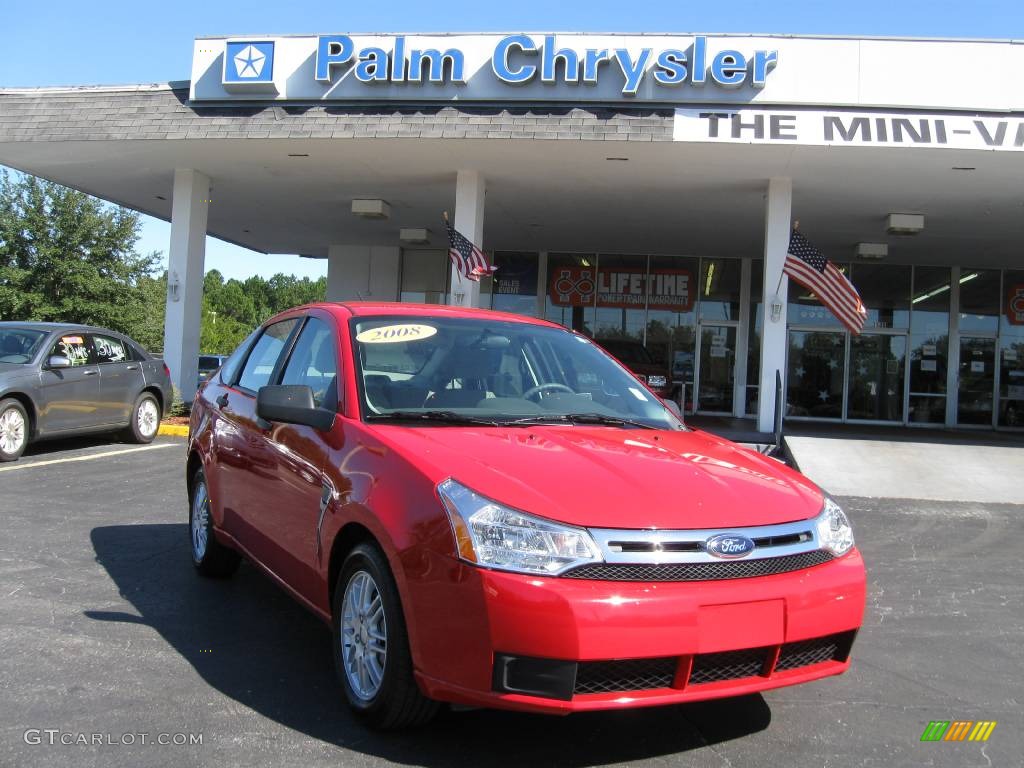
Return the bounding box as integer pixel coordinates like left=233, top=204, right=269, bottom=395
left=187, top=303, right=865, bottom=729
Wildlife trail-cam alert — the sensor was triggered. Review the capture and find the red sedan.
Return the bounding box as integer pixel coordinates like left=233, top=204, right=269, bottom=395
left=187, top=302, right=865, bottom=729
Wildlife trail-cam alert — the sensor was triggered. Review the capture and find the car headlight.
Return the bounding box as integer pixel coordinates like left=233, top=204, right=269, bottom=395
left=816, top=496, right=855, bottom=556
left=437, top=479, right=603, bottom=575
left=647, top=375, right=667, bottom=388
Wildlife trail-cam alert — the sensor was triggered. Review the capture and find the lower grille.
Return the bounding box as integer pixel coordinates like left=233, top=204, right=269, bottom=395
left=562, top=550, right=834, bottom=582
left=689, top=647, right=769, bottom=685
left=574, top=657, right=677, bottom=695
left=776, top=631, right=856, bottom=671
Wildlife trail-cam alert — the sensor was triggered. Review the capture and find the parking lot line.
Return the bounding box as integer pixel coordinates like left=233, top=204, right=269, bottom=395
left=0, top=443, right=179, bottom=473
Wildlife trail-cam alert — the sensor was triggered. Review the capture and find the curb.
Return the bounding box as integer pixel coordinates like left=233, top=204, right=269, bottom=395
left=158, top=424, right=189, bottom=437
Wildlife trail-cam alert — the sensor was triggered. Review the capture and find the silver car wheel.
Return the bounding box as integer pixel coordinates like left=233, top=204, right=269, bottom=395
left=191, top=481, right=209, bottom=560
left=341, top=570, right=388, bottom=701
left=137, top=398, right=159, bottom=437
left=0, top=408, right=26, bottom=455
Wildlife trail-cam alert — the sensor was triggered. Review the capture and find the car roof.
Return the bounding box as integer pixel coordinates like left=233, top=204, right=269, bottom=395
left=281, top=301, right=566, bottom=330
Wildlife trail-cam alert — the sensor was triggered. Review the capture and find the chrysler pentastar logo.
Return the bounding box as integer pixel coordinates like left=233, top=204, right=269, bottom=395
left=234, top=45, right=267, bottom=78
left=705, top=534, right=755, bottom=559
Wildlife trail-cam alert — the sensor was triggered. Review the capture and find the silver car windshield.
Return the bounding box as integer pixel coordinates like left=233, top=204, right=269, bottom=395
left=0, top=328, right=48, bottom=365
left=352, top=317, right=682, bottom=429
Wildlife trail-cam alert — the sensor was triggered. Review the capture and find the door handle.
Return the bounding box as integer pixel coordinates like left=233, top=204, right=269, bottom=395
left=83, top=369, right=98, bottom=376
left=216, top=393, right=230, bottom=408
left=126, top=365, right=139, bottom=371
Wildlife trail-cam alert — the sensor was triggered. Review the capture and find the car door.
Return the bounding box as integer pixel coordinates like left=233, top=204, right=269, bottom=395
left=89, top=332, right=145, bottom=425
left=35, top=332, right=102, bottom=434
left=212, top=317, right=301, bottom=571
left=250, top=313, right=341, bottom=603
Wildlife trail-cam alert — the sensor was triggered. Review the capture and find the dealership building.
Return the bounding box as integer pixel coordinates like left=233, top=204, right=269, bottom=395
left=1, top=32, right=1022, bottom=433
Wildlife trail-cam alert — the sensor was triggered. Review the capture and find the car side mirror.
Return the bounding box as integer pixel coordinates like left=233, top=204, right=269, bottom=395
left=256, top=385, right=335, bottom=431
left=47, top=355, right=72, bottom=369
left=662, top=398, right=684, bottom=422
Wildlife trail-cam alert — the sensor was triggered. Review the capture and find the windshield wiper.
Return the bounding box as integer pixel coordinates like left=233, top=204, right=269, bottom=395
left=500, top=413, right=659, bottom=430
left=366, top=410, right=502, bottom=426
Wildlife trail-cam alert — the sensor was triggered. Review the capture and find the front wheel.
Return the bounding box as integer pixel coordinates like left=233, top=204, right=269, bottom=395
left=126, top=392, right=161, bottom=444
left=0, top=398, right=29, bottom=462
left=332, top=543, right=439, bottom=729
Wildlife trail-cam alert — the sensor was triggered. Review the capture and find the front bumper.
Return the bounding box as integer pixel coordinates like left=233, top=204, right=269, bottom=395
left=411, top=548, right=866, bottom=714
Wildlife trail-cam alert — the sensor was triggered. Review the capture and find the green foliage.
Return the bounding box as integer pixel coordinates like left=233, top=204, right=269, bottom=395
left=169, top=386, right=190, bottom=418
left=0, top=170, right=164, bottom=348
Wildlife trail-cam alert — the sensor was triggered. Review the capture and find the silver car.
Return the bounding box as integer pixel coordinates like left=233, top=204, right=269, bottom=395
left=0, top=322, right=172, bottom=461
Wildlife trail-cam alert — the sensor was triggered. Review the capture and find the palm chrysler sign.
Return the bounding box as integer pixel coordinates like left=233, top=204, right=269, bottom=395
left=201, top=33, right=779, bottom=101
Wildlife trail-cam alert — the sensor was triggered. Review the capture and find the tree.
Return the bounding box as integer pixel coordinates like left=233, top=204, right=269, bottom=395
left=0, top=170, right=164, bottom=348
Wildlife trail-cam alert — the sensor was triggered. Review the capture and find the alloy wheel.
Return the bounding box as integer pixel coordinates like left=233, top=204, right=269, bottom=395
left=191, top=481, right=209, bottom=559
left=0, top=408, right=26, bottom=455
left=341, top=570, right=388, bottom=700
left=137, top=398, right=159, bottom=437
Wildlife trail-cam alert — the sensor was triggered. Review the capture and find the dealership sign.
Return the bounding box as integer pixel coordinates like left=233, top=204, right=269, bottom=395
left=549, top=267, right=693, bottom=312
left=674, top=108, right=1024, bottom=151
left=1008, top=285, right=1024, bottom=325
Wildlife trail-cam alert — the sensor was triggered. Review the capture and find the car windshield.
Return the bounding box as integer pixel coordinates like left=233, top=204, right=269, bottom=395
left=598, top=339, right=654, bottom=365
left=352, top=316, right=683, bottom=429
left=0, top=328, right=48, bottom=364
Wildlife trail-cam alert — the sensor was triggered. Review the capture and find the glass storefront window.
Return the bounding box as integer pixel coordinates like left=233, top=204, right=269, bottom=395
left=400, top=250, right=449, bottom=305
left=787, top=330, right=845, bottom=419
left=545, top=253, right=597, bottom=333
left=999, top=269, right=1024, bottom=427
left=847, top=334, right=906, bottom=421
left=490, top=251, right=538, bottom=317
left=592, top=254, right=648, bottom=343
left=958, top=269, right=1001, bottom=334
left=908, top=266, right=950, bottom=423
left=699, top=325, right=737, bottom=413
left=699, top=258, right=742, bottom=322
left=645, top=255, right=698, bottom=408
left=850, top=263, right=910, bottom=329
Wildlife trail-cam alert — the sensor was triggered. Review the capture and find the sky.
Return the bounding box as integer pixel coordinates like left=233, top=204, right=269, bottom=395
left=2, top=0, right=1021, bottom=280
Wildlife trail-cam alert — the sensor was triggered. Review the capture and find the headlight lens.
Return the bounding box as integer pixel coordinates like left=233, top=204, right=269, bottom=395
left=438, top=479, right=603, bottom=575
left=815, top=496, right=855, bottom=556
left=647, top=375, right=668, bottom=388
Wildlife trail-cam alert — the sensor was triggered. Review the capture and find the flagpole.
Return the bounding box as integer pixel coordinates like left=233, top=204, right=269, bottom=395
left=774, top=220, right=797, bottom=296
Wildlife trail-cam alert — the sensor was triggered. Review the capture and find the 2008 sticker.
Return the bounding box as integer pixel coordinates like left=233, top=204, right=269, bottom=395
left=356, top=324, right=437, bottom=344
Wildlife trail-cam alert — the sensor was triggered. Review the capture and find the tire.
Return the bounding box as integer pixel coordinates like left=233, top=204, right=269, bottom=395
left=332, top=543, right=439, bottom=729
left=189, top=467, right=241, bottom=578
left=125, top=392, right=161, bottom=444
left=0, top=398, right=29, bottom=462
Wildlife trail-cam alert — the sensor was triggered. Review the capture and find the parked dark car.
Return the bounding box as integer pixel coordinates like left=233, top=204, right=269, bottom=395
left=0, top=322, right=172, bottom=461
left=596, top=338, right=675, bottom=398
left=198, top=354, right=227, bottom=388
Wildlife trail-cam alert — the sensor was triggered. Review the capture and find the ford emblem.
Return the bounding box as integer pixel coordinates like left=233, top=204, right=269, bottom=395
left=705, top=534, right=755, bottom=559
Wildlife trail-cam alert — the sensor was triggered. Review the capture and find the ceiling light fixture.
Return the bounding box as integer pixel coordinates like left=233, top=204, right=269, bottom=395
left=399, top=228, right=430, bottom=244
left=887, top=213, right=924, bottom=235
left=605, top=157, right=629, bottom=161
left=855, top=243, right=888, bottom=259
left=351, top=199, right=391, bottom=219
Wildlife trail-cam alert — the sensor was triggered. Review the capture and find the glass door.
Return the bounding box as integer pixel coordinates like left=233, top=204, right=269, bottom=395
left=696, top=325, right=736, bottom=414
left=957, top=337, right=996, bottom=426
left=847, top=334, right=907, bottom=422
left=787, top=330, right=846, bottom=419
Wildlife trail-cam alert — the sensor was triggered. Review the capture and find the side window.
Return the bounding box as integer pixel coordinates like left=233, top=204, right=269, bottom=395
left=237, top=319, right=299, bottom=393
left=280, top=317, right=339, bottom=409
left=51, top=334, right=94, bottom=366
left=219, top=329, right=260, bottom=386
left=90, top=334, right=129, bottom=364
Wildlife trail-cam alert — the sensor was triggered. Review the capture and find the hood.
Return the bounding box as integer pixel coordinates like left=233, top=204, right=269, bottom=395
left=369, top=425, right=823, bottom=529
left=0, top=363, right=34, bottom=381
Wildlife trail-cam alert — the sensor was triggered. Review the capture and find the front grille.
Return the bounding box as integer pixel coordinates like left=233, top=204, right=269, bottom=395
left=776, top=631, right=855, bottom=671
left=574, top=657, right=677, bottom=695
left=689, top=647, right=769, bottom=685
left=562, top=550, right=834, bottom=581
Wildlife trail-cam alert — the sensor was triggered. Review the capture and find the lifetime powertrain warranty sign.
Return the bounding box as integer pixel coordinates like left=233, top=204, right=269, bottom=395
left=674, top=108, right=1024, bottom=151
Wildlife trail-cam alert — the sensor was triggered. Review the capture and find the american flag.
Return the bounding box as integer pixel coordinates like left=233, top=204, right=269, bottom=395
left=446, top=221, right=496, bottom=282
left=784, top=230, right=867, bottom=334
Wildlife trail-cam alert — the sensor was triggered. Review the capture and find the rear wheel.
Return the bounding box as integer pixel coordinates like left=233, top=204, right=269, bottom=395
left=189, top=467, right=240, bottom=578
left=0, top=398, right=28, bottom=462
left=332, top=543, right=439, bottom=729
left=125, top=392, right=161, bottom=444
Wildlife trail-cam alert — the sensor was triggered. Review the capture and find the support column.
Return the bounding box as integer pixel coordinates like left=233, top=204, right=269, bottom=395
left=163, top=169, right=209, bottom=403
left=326, top=245, right=400, bottom=302
left=733, top=258, right=752, bottom=417
left=757, top=178, right=792, bottom=434
left=448, top=170, right=485, bottom=308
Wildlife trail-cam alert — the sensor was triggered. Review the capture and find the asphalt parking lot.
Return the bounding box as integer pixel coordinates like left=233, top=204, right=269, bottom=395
left=1, top=436, right=1022, bottom=768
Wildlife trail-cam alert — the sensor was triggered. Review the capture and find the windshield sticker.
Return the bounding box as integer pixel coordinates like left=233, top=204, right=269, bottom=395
left=356, top=324, right=438, bottom=344
left=58, top=337, right=90, bottom=366
left=94, top=337, right=126, bottom=362
left=628, top=387, right=649, bottom=402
